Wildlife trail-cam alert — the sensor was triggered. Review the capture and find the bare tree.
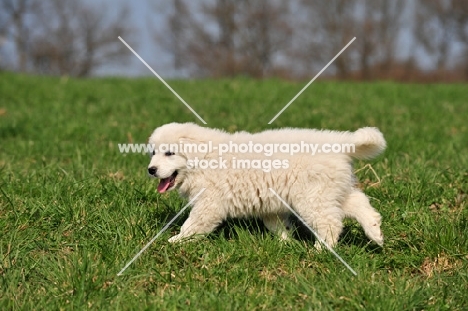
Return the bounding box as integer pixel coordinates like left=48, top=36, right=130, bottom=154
left=295, top=0, right=406, bottom=80
left=0, top=4, right=8, bottom=69
left=414, top=0, right=464, bottom=72
left=452, top=0, right=468, bottom=78
left=155, top=0, right=291, bottom=78
left=201, top=0, right=240, bottom=76
left=376, top=0, right=405, bottom=74
left=294, top=0, right=358, bottom=79
left=0, top=0, right=134, bottom=76
left=358, top=0, right=379, bottom=79
left=153, top=0, right=194, bottom=72
left=28, top=0, right=134, bottom=77
left=356, top=0, right=405, bottom=79
left=0, top=0, right=37, bottom=71
left=236, top=0, right=292, bottom=77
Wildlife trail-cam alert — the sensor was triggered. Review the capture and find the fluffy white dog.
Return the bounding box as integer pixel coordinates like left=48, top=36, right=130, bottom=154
left=148, top=122, right=386, bottom=248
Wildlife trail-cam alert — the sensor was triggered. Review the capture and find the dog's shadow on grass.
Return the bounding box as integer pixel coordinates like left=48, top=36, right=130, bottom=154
left=215, top=218, right=269, bottom=239
left=286, top=217, right=382, bottom=252
left=152, top=199, right=382, bottom=252
left=339, top=223, right=383, bottom=252
left=189, top=216, right=382, bottom=252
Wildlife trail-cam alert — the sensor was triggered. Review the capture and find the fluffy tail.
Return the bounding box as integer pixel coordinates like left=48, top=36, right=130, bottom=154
left=349, top=127, right=386, bottom=160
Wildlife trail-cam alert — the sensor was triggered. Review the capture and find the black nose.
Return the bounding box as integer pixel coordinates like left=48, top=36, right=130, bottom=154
left=148, top=166, right=157, bottom=175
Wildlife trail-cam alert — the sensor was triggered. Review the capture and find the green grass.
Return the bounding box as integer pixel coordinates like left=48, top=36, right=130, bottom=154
left=0, top=72, right=467, bottom=310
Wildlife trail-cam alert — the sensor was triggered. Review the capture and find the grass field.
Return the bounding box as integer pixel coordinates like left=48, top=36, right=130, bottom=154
left=0, top=71, right=467, bottom=310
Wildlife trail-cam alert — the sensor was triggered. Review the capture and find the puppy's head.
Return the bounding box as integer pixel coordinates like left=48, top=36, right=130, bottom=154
left=147, top=123, right=207, bottom=193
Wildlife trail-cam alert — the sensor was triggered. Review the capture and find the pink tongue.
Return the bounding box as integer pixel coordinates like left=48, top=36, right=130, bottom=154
left=157, top=178, right=171, bottom=193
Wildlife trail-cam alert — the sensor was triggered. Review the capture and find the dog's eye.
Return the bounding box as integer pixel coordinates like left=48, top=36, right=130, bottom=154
left=165, top=151, right=175, bottom=156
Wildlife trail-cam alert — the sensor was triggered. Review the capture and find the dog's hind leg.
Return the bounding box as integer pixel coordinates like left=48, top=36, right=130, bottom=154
left=341, top=190, right=383, bottom=246
left=262, top=213, right=292, bottom=240
left=293, top=198, right=345, bottom=250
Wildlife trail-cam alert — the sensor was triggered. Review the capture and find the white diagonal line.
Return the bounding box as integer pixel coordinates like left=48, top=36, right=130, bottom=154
left=268, top=188, right=357, bottom=276
left=117, top=188, right=206, bottom=276
left=268, top=37, right=356, bottom=124
left=118, top=36, right=207, bottom=124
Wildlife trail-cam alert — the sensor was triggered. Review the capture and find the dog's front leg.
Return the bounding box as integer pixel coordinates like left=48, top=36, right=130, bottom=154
left=168, top=201, right=225, bottom=243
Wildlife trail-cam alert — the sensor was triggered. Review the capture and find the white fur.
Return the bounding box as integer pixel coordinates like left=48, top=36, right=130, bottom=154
left=148, top=122, right=385, bottom=248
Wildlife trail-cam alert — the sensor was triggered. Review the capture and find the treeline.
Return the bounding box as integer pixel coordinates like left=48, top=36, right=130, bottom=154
left=159, top=0, right=468, bottom=81
left=1, top=0, right=468, bottom=81
left=0, top=0, right=133, bottom=77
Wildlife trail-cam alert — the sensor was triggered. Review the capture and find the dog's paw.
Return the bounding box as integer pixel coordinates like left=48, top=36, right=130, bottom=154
left=364, top=216, right=384, bottom=246
left=279, top=231, right=290, bottom=241
left=367, top=227, right=384, bottom=246
left=168, top=233, right=203, bottom=243
left=314, top=241, right=324, bottom=252
left=354, top=209, right=384, bottom=247
left=168, top=234, right=184, bottom=243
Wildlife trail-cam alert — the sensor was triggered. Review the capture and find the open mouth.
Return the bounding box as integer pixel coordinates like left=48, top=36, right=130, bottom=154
left=157, top=171, right=178, bottom=193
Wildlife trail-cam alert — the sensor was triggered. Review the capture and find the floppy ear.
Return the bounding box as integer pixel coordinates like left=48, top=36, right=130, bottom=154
left=178, top=137, right=210, bottom=160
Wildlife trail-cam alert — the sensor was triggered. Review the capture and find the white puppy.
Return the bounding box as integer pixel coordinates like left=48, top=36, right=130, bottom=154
left=148, top=122, right=386, bottom=248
